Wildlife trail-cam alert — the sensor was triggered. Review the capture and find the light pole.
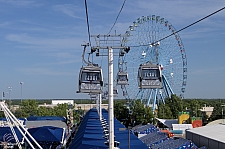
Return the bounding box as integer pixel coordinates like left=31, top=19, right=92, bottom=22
left=222, top=105, right=225, bottom=124
left=19, top=82, right=24, bottom=103
left=8, top=87, right=12, bottom=108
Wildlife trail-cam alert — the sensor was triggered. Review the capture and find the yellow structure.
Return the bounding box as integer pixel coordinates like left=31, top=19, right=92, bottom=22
left=178, top=112, right=190, bottom=124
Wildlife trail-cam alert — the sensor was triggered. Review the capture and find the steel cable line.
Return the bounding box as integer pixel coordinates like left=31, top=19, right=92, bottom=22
left=107, top=0, right=127, bottom=35
left=130, top=6, right=225, bottom=47
left=84, top=0, right=91, bottom=46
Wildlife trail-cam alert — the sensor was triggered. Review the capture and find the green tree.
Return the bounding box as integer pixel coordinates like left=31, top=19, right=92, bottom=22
left=210, top=103, right=223, bottom=121
left=157, top=104, right=173, bottom=119
left=143, top=106, right=154, bottom=124
left=0, top=111, right=5, bottom=118
left=52, top=103, right=68, bottom=117
left=36, top=106, right=53, bottom=116
left=165, top=94, right=183, bottom=119
left=16, top=99, right=38, bottom=117
left=132, top=99, right=146, bottom=125
left=114, top=100, right=128, bottom=122
left=114, top=99, right=154, bottom=127
left=73, top=106, right=84, bottom=124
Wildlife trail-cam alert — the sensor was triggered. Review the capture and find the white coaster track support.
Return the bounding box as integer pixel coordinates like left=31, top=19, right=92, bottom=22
left=0, top=101, right=43, bottom=149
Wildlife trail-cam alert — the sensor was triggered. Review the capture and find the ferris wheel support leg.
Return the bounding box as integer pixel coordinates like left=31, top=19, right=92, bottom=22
left=147, top=89, right=153, bottom=106
left=135, top=89, right=142, bottom=100
left=162, top=75, right=174, bottom=95
left=152, top=89, right=158, bottom=113
left=160, top=93, right=165, bottom=104
left=108, top=47, right=114, bottom=149
left=156, top=90, right=161, bottom=110
left=140, top=90, right=145, bottom=103
left=162, top=78, right=170, bottom=97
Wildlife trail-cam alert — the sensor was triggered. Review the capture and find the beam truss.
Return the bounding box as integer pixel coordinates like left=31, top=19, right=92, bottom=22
left=0, top=101, right=43, bottom=149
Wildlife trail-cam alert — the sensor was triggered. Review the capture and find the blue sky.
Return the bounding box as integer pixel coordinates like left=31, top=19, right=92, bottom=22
left=0, top=0, right=225, bottom=100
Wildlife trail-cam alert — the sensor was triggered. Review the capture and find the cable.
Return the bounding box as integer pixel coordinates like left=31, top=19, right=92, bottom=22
left=131, top=6, right=225, bottom=47
left=158, top=6, right=225, bottom=43
left=107, top=0, right=127, bottom=35
left=84, top=0, right=91, bottom=46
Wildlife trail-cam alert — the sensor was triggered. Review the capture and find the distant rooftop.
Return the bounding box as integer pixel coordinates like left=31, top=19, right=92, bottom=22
left=186, top=124, right=225, bottom=143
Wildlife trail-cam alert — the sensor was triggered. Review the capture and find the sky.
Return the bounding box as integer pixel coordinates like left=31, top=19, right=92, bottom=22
left=0, top=0, right=225, bottom=100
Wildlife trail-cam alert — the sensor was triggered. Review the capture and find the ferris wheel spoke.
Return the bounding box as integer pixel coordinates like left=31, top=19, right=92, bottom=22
left=152, top=89, right=158, bottom=112
left=162, top=74, right=174, bottom=95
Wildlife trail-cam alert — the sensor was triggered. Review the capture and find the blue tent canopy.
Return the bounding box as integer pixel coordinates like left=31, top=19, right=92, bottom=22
left=27, top=116, right=66, bottom=122
left=69, top=108, right=149, bottom=149
left=28, top=126, right=65, bottom=143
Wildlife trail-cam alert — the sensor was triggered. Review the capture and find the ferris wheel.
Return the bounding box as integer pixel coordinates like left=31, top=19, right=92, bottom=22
left=120, top=15, right=187, bottom=112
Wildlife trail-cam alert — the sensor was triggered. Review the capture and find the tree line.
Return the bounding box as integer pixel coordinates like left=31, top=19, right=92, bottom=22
left=114, top=95, right=225, bottom=127
left=1, top=97, right=225, bottom=127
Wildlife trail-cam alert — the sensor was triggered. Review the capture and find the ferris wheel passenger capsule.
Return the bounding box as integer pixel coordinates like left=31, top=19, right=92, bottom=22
left=141, top=51, right=146, bottom=57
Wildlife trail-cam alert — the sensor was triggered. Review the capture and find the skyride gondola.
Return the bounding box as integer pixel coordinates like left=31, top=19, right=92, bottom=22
left=117, top=48, right=129, bottom=86
left=116, top=71, right=128, bottom=85
left=78, top=44, right=103, bottom=94
left=137, top=63, right=162, bottom=89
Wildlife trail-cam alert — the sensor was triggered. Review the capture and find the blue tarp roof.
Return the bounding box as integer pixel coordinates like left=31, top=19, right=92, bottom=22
left=28, top=126, right=65, bottom=143
left=69, top=108, right=149, bottom=149
left=27, top=116, right=66, bottom=122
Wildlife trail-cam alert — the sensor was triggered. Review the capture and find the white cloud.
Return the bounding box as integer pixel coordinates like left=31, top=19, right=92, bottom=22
left=5, top=33, right=82, bottom=50
left=0, top=0, right=42, bottom=7
left=0, top=21, right=11, bottom=27
left=52, top=4, right=84, bottom=19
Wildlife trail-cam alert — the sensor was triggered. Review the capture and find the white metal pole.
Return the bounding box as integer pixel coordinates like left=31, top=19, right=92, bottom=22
left=96, top=95, right=99, bottom=114
left=108, top=47, right=114, bottom=149
left=99, top=93, right=102, bottom=119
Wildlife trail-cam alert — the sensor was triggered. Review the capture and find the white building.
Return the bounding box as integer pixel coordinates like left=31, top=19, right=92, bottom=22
left=199, top=106, right=214, bottom=117
left=52, top=100, right=74, bottom=105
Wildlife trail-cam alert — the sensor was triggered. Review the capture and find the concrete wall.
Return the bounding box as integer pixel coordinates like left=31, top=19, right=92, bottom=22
left=74, top=104, right=108, bottom=111
left=186, top=130, right=225, bottom=149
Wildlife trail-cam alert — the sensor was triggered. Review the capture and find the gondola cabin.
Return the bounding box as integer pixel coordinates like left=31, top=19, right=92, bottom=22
left=138, top=64, right=162, bottom=89
left=78, top=65, right=103, bottom=93
left=117, top=71, right=128, bottom=85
